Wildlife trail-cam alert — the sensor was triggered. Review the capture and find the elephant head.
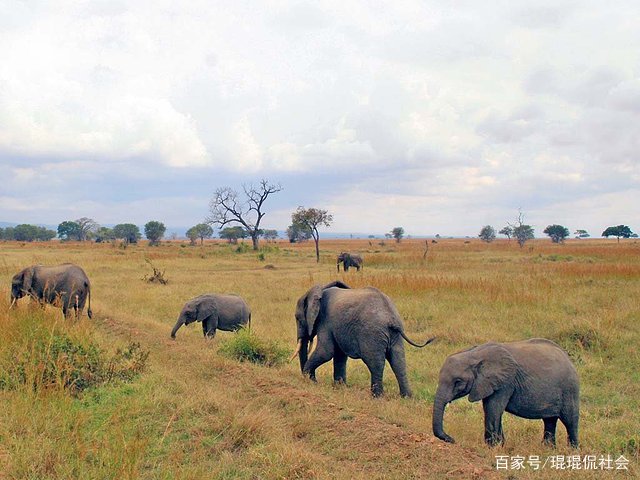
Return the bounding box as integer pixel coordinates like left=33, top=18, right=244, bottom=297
left=10, top=267, right=34, bottom=308
left=291, top=280, right=350, bottom=372
left=170, top=297, right=216, bottom=339
left=337, top=252, right=348, bottom=272
left=433, top=343, right=518, bottom=443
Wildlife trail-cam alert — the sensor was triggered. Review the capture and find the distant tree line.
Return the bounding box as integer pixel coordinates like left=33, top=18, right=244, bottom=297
left=478, top=210, right=636, bottom=247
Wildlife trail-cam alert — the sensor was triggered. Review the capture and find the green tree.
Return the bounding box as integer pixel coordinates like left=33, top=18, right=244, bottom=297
left=574, top=229, right=590, bottom=239
left=291, top=207, right=333, bottom=262
left=543, top=224, right=570, bottom=243
left=113, top=224, right=141, bottom=244
left=94, top=227, right=115, bottom=243
left=207, top=179, right=283, bottom=250
left=144, top=221, right=166, bottom=246
left=219, top=226, right=247, bottom=244
left=286, top=223, right=312, bottom=243
left=36, top=226, right=56, bottom=241
left=391, top=227, right=405, bottom=243
left=499, top=226, right=513, bottom=240
left=186, top=223, right=214, bottom=246
left=478, top=225, right=496, bottom=243
left=1, top=226, right=15, bottom=240
left=13, top=224, right=36, bottom=241
left=262, top=229, right=279, bottom=242
left=602, top=225, right=635, bottom=243
left=58, top=221, right=82, bottom=241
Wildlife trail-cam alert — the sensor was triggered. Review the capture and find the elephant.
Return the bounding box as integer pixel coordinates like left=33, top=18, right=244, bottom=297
left=170, top=294, right=251, bottom=339
left=10, top=263, right=92, bottom=319
left=290, top=281, right=435, bottom=397
left=432, top=338, right=579, bottom=447
left=336, top=252, right=363, bottom=272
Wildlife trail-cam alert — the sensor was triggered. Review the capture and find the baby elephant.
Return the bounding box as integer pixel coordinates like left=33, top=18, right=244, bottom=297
left=170, top=294, right=251, bottom=339
left=433, top=338, right=579, bottom=447
left=11, top=263, right=92, bottom=319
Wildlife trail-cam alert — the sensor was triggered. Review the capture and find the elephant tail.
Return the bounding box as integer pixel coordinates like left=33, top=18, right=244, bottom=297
left=247, top=312, right=252, bottom=332
left=399, top=329, right=435, bottom=348
left=86, top=281, right=93, bottom=319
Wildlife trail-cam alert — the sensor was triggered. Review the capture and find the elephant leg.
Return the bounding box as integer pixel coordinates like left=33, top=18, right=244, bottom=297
left=482, top=393, right=510, bottom=446
left=303, top=336, right=334, bottom=382
left=386, top=343, right=412, bottom=398
left=362, top=353, right=386, bottom=397
left=542, top=417, right=558, bottom=446
left=560, top=409, right=579, bottom=448
left=203, top=317, right=218, bottom=339
left=333, top=348, right=348, bottom=384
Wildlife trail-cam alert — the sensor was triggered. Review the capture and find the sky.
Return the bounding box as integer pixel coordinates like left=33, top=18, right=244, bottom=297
left=1, top=0, right=638, bottom=237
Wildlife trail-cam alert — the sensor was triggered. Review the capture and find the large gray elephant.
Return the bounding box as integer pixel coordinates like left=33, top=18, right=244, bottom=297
left=433, top=338, right=579, bottom=447
left=170, top=294, right=251, bottom=339
left=336, top=252, right=363, bottom=272
left=290, top=281, right=434, bottom=397
left=10, top=263, right=92, bottom=319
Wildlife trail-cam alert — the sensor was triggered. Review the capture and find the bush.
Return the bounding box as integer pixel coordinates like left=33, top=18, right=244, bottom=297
left=219, top=329, right=289, bottom=367
left=0, top=309, right=148, bottom=396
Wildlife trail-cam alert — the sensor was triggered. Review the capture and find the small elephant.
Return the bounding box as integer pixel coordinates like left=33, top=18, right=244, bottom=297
left=170, top=294, right=251, bottom=339
left=432, top=338, right=579, bottom=447
left=10, top=263, right=92, bottom=319
left=291, top=281, right=434, bottom=397
left=336, top=252, right=363, bottom=272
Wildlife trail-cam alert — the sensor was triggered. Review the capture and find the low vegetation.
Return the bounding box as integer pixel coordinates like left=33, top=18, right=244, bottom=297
left=0, top=237, right=638, bottom=478
left=219, top=328, right=290, bottom=367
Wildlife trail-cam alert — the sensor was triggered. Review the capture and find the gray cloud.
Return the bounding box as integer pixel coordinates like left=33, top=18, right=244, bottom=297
left=0, top=1, right=638, bottom=236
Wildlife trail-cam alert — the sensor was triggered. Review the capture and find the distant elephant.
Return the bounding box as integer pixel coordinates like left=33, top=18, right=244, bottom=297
left=433, top=338, right=579, bottom=447
left=290, top=281, right=435, bottom=397
left=10, top=263, right=92, bottom=319
left=336, top=252, right=363, bottom=272
left=170, top=294, right=251, bottom=339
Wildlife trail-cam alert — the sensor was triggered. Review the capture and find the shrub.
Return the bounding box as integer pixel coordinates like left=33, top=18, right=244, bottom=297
left=219, top=329, right=289, bottom=367
left=0, top=310, right=148, bottom=396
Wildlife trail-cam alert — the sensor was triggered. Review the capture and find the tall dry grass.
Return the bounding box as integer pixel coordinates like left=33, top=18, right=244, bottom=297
left=0, top=237, right=638, bottom=478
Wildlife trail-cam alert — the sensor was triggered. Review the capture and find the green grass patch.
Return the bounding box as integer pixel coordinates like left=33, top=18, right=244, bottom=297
left=219, top=328, right=290, bottom=367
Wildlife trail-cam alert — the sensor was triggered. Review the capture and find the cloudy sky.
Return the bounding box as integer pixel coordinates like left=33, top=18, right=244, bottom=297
left=1, top=1, right=638, bottom=237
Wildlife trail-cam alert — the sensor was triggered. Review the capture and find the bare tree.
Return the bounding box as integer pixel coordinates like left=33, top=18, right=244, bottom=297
left=75, top=217, right=98, bottom=241
left=207, top=179, right=282, bottom=250
left=508, top=209, right=534, bottom=248
left=291, top=207, right=333, bottom=262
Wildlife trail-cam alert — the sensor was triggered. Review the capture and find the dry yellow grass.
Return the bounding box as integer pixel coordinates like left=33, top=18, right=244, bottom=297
left=0, top=237, right=638, bottom=478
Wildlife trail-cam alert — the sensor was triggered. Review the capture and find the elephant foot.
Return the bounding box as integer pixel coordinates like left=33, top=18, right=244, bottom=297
left=435, top=433, right=455, bottom=444
left=484, top=432, right=505, bottom=447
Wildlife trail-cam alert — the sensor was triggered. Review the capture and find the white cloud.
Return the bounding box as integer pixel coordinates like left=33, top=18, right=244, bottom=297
left=0, top=1, right=638, bottom=234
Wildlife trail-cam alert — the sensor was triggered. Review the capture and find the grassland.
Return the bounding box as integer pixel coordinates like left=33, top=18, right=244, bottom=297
left=0, top=237, right=638, bottom=479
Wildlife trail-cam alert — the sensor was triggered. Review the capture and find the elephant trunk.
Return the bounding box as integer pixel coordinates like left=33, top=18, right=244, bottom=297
left=298, top=337, right=310, bottom=373
left=433, top=388, right=455, bottom=443
left=170, top=317, right=185, bottom=339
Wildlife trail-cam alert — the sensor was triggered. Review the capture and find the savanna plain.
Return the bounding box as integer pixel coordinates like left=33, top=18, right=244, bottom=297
left=0, top=238, right=638, bottom=479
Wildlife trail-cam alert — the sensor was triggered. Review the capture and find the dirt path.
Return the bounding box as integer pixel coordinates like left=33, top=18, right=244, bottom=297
left=99, top=314, right=499, bottom=479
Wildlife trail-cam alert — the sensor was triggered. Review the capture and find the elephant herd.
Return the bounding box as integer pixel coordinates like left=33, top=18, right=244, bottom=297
left=9, top=261, right=580, bottom=448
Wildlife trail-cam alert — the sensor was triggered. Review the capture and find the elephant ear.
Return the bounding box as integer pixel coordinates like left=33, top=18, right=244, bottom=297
left=305, top=285, right=324, bottom=337
left=22, top=267, right=35, bottom=294
left=195, top=298, right=216, bottom=323
left=468, top=344, right=519, bottom=402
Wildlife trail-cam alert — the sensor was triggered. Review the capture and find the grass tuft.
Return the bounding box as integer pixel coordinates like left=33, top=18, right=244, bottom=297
left=219, top=328, right=290, bottom=367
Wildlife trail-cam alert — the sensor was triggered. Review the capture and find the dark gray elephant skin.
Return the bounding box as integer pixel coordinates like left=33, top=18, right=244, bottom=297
left=433, top=338, right=579, bottom=447
left=10, top=263, right=92, bottom=319
left=171, top=294, right=251, bottom=339
left=291, top=281, right=434, bottom=397
left=336, top=252, right=363, bottom=272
